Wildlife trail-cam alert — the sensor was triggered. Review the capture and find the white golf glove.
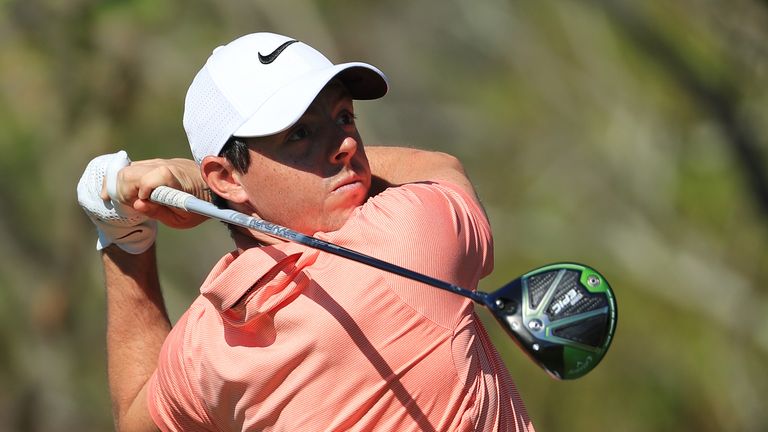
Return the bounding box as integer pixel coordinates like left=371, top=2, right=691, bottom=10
left=76, top=151, right=157, bottom=254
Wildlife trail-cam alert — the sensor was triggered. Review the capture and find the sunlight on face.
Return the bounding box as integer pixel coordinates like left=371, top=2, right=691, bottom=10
left=235, top=81, right=372, bottom=235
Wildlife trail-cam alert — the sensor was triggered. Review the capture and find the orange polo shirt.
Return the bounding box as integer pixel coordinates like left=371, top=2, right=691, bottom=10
left=147, top=181, right=535, bottom=431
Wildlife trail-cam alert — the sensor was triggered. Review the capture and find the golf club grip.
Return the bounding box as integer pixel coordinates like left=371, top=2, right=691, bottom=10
left=151, top=186, right=238, bottom=222
left=149, top=186, right=484, bottom=303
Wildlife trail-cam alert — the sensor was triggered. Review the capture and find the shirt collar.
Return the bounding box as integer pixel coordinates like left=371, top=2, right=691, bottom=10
left=200, top=242, right=320, bottom=317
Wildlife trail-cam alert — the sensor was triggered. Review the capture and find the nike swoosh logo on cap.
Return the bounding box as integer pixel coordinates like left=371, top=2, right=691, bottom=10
left=258, top=40, right=299, bottom=64
left=117, top=229, right=143, bottom=240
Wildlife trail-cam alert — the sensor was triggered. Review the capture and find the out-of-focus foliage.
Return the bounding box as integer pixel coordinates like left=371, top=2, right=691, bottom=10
left=1, top=0, right=767, bottom=430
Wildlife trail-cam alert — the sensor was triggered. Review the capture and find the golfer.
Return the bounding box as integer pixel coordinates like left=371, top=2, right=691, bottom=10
left=77, top=32, right=535, bottom=431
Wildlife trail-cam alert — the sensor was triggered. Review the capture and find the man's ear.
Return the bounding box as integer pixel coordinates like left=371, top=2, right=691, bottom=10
left=200, top=156, right=249, bottom=204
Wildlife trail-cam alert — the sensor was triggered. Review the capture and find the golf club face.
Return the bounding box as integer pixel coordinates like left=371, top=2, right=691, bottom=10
left=484, top=263, right=617, bottom=380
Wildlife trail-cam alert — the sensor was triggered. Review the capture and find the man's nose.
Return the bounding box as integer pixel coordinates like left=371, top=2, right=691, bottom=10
left=330, top=136, right=359, bottom=164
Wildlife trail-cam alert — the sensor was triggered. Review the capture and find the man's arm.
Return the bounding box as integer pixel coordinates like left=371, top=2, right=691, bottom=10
left=77, top=153, right=208, bottom=431
left=99, top=157, right=210, bottom=431
left=365, top=146, right=479, bottom=201
left=103, top=245, right=166, bottom=432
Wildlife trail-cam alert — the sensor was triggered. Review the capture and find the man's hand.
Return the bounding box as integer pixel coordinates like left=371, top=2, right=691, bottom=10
left=78, top=151, right=209, bottom=254
left=103, top=156, right=209, bottom=229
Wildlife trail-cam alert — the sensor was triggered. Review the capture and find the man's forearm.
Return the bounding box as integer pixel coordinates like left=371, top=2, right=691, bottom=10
left=366, top=146, right=477, bottom=199
left=103, top=244, right=169, bottom=430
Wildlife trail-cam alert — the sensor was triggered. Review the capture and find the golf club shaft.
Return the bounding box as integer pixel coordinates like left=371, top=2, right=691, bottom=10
left=150, top=186, right=486, bottom=303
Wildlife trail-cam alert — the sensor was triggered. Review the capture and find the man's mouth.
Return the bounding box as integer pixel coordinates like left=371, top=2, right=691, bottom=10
left=332, top=177, right=362, bottom=193
left=331, top=171, right=371, bottom=197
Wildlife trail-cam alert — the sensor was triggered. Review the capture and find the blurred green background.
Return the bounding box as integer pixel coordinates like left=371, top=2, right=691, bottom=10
left=1, top=0, right=767, bottom=431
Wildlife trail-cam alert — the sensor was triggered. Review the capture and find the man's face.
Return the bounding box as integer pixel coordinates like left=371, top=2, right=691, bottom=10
left=235, top=81, right=372, bottom=235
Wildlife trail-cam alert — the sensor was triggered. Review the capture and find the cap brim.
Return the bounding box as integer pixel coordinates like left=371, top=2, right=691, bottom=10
left=233, top=62, right=388, bottom=138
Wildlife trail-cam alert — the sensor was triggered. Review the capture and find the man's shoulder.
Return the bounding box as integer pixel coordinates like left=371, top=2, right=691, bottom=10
left=336, top=179, right=491, bottom=256
left=362, top=180, right=485, bottom=223
left=367, top=180, right=466, bottom=204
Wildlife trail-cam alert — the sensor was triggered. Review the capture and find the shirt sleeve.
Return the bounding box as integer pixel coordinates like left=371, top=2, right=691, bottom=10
left=147, top=305, right=214, bottom=432
left=363, top=180, right=492, bottom=281
left=346, top=180, right=494, bottom=326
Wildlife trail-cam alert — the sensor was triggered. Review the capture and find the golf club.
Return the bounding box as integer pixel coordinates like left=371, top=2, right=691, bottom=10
left=150, top=186, right=617, bottom=380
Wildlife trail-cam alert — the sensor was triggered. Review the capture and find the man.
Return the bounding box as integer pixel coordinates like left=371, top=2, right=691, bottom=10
left=77, top=32, right=535, bottom=431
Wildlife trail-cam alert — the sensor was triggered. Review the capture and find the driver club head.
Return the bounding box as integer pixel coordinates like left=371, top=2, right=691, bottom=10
left=483, top=263, right=617, bottom=380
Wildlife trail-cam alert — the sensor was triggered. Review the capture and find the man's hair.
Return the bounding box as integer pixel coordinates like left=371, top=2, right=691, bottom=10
left=221, top=136, right=251, bottom=173
left=212, top=136, right=251, bottom=209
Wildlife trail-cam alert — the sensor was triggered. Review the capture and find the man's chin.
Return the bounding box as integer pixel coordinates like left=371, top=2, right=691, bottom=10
left=319, top=207, right=359, bottom=234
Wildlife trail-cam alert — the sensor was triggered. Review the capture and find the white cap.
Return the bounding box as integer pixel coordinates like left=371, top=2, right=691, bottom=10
left=183, top=32, right=389, bottom=163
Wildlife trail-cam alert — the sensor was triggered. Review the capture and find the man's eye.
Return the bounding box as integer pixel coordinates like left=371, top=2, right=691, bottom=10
left=337, top=111, right=356, bottom=126
left=288, top=126, right=310, bottom=141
